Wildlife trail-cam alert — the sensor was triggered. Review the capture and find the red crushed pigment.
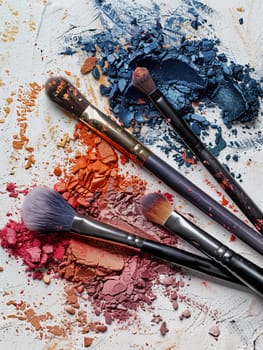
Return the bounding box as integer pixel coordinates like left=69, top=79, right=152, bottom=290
left=0, top=220, right=69, bottom=278
left=0, top=122, right=188, bottom=335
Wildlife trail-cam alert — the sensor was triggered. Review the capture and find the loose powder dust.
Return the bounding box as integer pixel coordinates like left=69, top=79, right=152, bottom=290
left=2, top=1, right=259, bottom=346
left=0, top=122, right=192, bottom=344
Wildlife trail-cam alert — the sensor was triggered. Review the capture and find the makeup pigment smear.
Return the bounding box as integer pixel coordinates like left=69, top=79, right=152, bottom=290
left=0, top=0, right=263, bottom=348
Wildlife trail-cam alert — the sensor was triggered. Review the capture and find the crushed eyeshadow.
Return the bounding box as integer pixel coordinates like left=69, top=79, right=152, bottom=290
left=160, top=321, right=169, bottom=336
left=208, top=325, right=220, bottom=338
left=1, top=1, right=261, bottom=346
left=0, top=124, right=188, bottom=340
left=60, top=5, right=263, bottom=169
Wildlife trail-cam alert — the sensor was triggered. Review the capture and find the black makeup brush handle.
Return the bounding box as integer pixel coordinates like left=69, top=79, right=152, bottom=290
left=165, top=213, right=263, bottom=297
left=139, top=239, right=242, bottom=284
left=46, top=77, right=263, bottom=253
left=144, top=153, right=263, bottom=255
left=149, top=89, right=263, bottom=234
left=196, top=146, right=263, bottom=234
left=71, top=214, right=241, bottom=284
left=149, top=89, right=204, bottom=151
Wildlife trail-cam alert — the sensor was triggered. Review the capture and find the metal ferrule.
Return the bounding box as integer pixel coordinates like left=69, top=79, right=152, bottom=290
left=80, top=105, right=151, bottom=164
left=71, top=213, right=144, bottom=249
left=215, top=246, right=233, bottom=264
left=164, top=211, right=222, bottom=259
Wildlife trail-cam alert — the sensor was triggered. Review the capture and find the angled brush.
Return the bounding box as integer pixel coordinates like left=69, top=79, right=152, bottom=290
left=45, top=77, right=263, bottom=254
left=20, top=186, right=243, bottom=284
left=141, top=192, right=263, bottom=298
left=132, top=67, right=263, bottom=234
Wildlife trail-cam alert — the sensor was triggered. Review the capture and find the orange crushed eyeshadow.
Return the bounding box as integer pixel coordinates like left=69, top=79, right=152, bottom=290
left=4, top=296, right=106, bottom=345
left=6, top=300, right=54, bottom=332
left=12, top=82, right=42, bottom=168
left=84, top=337, right=94, bottom=347
left=53, top=165, right=62, bottom=177
left=59, top=239, right=125, bottom=284
left=81, top=56, right=97, bottom=75
left=53, top=122, right=125, bottom=207
left=1, top=23, right=19, bottom=42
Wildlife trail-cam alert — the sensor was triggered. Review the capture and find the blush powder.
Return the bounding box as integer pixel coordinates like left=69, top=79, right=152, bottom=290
left=0, top=120, right=186, bottom=339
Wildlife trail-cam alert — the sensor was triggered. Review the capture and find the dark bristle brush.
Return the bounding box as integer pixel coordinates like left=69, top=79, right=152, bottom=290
left=21, top=187, right=243, bottom=284
left=141, top=192, right=263, bottom=298
left=45, top=77, right=263, bottom=255
left=132, top=67, right=263, bottom=234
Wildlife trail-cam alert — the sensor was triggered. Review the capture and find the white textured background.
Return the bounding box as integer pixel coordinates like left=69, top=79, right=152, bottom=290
left=0, top=0, right=262, bottom=349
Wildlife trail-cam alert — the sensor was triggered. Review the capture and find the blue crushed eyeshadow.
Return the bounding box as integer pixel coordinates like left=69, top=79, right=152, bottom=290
left=62, top=2, right=262, bottom=170
left=209, top=128, right=227, bottom=156
left=60, top=47, right=77, bottom=55
left=100, top=84, right=111, bottom=96
left=92, top=67, right=100, bottom=80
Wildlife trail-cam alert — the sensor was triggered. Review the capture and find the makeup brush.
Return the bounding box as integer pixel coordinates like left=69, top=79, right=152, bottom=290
left=45, top=77, right=263, bottom=255
left=132, top=67, right=263, bottom=234
left=21, top=187, right=243, bottom=284
left=141, top=192, right=263, bottom=297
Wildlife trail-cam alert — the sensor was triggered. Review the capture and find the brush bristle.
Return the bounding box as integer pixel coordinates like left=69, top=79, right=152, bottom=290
left=132, top=67, right=156, bottom=95
left=21, top=187, right=76, bottom=232
left=141, top=193, right=173, bottom=226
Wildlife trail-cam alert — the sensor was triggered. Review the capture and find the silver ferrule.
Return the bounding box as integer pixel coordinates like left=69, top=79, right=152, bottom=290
left=79, top=105, right=151, bottom=164
left=165, top=211, right=223, bottom=259
left=215, top=247, right=233, bottom=264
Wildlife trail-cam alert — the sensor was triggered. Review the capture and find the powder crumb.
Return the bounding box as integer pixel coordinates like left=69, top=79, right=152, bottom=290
left=81, top=56, right=97, bottom=75
left=43, top=274, right=51, bottom=285
left=172, top=300, right=179, bottom=310
left=159, top=321, right=169, bottom=336
left=84, top=337, right=94, bottom=347
left=151, top=314, right=163, bottom=324
left=230, top=234, right=236, bottom=242
left=57, top=133, right=71, bottom=148
left=170, top=291, right=178, bottom=300
left=179, top=309, right=191, bottom=320
left=53, top=166, right=62, bottom=177
left=0, top=266, right=3, bottom=272
left=64, top=305, right=76, bottom=315
left=208, top=325, right=220, bottom=338
left=46, top=325, right=66, bottom=337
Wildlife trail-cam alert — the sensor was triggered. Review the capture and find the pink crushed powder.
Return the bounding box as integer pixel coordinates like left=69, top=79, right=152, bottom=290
left=0, top=220, right=69, bottom=278
left=0, top=129, right=190, bottom=338
left=0, top=183, right=187, bottom=328
left=6, top=182, right=29, bottom=199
